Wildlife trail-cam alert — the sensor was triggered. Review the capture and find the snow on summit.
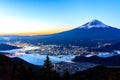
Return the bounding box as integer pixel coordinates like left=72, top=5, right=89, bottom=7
left=80, top=19, right=110, bottom=29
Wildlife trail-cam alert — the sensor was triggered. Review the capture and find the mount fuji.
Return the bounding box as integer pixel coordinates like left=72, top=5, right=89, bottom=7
left=31, top=19, right=120, bottom=47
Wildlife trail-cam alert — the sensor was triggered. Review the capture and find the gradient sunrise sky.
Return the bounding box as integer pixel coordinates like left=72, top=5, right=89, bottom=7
left=0, top=0, right=120, bottom=35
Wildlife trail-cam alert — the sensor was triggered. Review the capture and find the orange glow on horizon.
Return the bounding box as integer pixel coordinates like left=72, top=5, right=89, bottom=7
left=0, top=28, right=72, bottom=35
left=0, top=14, right=76, bottom=35
left=0, top=15, right=75, bottom=36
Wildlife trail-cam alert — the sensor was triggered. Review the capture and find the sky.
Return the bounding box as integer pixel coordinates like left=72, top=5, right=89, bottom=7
left=0, top=0, right=120, bottom=35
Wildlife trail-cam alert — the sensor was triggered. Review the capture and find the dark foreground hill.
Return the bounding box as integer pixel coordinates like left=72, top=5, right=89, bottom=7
left=0, top=54, right=120, bottom=80
left=0, top=54, right=38, bottom=80
left=72, top=66, right=120, bottom=80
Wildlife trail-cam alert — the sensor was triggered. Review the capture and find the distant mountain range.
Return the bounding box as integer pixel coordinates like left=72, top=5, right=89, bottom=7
left=1, top=19, right=120, bottom=47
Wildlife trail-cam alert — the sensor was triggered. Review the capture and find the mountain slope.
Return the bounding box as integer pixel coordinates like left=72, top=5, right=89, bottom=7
left=0, top=54, right=36, bottom=80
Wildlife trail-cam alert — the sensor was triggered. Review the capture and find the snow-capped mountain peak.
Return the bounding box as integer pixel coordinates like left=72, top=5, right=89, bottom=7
left=80, top=19, right=109, bottom=29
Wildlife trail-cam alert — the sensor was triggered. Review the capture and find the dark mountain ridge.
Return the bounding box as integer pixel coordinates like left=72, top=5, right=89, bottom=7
left=0, top=43, right=19, bottom=50
left=73, top=55, right=120, bottom=66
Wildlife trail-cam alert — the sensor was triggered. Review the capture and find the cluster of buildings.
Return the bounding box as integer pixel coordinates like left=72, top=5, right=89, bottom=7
left=6, top=42, right=88, bottom=55
left=5, top=42, right=112, bottom=56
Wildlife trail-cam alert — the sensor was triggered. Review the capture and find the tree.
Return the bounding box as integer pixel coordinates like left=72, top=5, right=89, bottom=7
left=42, top=55, right=53, bottom=73
left=40, top=55, right=60, bottom=80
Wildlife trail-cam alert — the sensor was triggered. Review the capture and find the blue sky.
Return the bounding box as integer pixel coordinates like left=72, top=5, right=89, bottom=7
left=0, top=0, right=120, bottom=35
